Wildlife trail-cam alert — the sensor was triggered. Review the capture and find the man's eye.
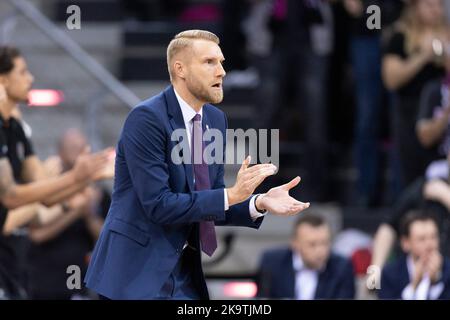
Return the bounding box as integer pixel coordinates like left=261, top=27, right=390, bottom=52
left=206, top=59, right=213, bottom=64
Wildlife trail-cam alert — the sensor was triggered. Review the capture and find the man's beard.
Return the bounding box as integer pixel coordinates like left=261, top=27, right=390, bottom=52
left=10, top=91, right=28, bottom=104
left=187, top=76, right=223, bottom=104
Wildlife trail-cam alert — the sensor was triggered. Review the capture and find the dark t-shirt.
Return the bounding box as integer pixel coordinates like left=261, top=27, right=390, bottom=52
left=383, top=32, right=445, bottom=98
left=0, top=116, right=35, bottom=230
left=28, top=188, right=111, bottom=299
left=418, top=79, right=450, bottom=156
left=0, top=115, right=35, bottom=298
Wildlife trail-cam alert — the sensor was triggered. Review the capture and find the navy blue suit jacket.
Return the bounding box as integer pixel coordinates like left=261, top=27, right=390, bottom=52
left=85, top=86, right=264, bottom=299
left=256, top=247, right=355, bottom=299
left=379, top=254, right=450, bottom=299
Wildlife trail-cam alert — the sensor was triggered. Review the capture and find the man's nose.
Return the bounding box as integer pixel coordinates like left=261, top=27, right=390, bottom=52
left=217, top=64, right=226, bottom=77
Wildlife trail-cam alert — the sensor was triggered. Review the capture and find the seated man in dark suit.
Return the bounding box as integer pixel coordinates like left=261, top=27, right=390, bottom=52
left=379, top=211, right=450, bottom=300
left=256, top=213, right=355, bottom=299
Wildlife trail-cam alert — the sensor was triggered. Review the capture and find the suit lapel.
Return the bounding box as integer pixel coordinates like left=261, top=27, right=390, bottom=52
left=284, top=250, right=296, bottom=298
left=315, top=266, right=328, bottom=299
left=164, top=86, right=194, bottom=192
left=399, top=255, right=412, bottom=289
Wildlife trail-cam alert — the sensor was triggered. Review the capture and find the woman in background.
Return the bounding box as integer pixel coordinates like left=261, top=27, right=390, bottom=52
left=382, top=0, right=448, bottom=188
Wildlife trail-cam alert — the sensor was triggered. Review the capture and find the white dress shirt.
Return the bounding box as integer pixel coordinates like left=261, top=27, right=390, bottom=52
left=173, top=89, right=265, bottom=221
left=292, top=252, right=319, bottom=300
left=401, top=255, right=444, bottom=300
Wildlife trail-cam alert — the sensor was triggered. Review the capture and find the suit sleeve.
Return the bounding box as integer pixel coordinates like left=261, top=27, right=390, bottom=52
left=256, top=252, right=273, bottom=298
left=213, top=111, right=264, bottom=229
left=379, top=266, right=402, bottom=299
left=0, top=132, right=8, bottom=230
left=335, top=259, right=356, bottom=299
left=122, top=106, right=226, bottom=225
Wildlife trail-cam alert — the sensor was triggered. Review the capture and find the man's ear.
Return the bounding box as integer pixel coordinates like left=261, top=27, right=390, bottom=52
left=290, top=239, right=295, bottom=250
left=290, top=236, right=299, bottom=252
left=173, top=60, right=186, bottom=80
left=400, top=236, right=410, bottom=253
left=0, top=75, right=9, bottom=87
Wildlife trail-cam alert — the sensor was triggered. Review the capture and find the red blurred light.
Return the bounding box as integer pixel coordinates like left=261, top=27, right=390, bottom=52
left=28, top=89, right=64, bottom=107
left=223, top=282, right=257, bottom=298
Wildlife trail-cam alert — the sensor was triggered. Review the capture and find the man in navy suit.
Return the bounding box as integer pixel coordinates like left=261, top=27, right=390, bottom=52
left=379, top=211, right=450, bottom=299
left=85, top=30, right=311, bottom=300
left=257, top=213, right=355, bottom=299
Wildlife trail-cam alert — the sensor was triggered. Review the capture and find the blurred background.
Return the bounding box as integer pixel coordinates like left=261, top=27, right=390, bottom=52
left=1, top=0, right=450, bottom=300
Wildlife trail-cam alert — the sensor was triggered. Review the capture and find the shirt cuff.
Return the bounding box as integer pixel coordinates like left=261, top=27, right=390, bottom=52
left=224, top=189, right=229, bottom=211
left=429, top=282, right=445, bottom=300
left=401, top=284, right=415, bottom=300
left=249, top=194, right=267, bottom=221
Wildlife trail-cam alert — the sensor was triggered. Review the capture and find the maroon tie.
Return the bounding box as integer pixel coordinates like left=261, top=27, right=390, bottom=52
left=192, top=113, right=217, bottom=256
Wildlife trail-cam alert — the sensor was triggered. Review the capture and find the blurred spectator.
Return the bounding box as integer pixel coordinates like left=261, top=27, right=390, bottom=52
left=221, top=0, right=250, bottom=72
left=243, top=0, right=286, bottom=130
left=256, top=213, right=355, bottom=299
left=379, top=211, right=450, bottom=299
left=2, top=203, right=63, bottom=237
left=416, top=44, right=450, bottom=156
left=27, top=129, right=111, bottom=300
left=372, top=45, right=450, bottom=267
left=371, top=178, right=425, bottom=271
left=285, top=0, right=335, bottom=201
left=371, top=176, right=450, bottom=269
left=344, top=0, right=383, bottom=207
left=0, top=46, right=113, bottom=299
left=382, top=0, right=448, bottom=188
left=424, top=171, right=450, bottom=212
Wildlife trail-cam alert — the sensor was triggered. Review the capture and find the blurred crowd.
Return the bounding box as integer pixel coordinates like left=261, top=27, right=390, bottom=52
left=257, top=209, right=450, bottom=300
left=1, top=0, right=450, bottom=300
left=220, top=0, right=449, bottom=207
left=122, top=0, right=450, bottom=206
left=248, top=0, right=450, bottom=300
left=0, top=47, right=114, bottom=299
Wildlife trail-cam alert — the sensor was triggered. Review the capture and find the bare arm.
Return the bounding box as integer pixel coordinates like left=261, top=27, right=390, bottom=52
left=424, top=179, right=450, bottom=211
left=0, top=158, right=80, bottom=209
left=42, top=156, right=114, bottom=206
left=2, top=203, right=64, bottom=236
left=42, top=150, right=115, bottom=206
left=416, top=110, right=450, bottom=147
left=41, top=179, right=90, bottom=207
left=382, top=53, right=431, bottom=91
left=28, top=208, right=82, bottom=244
left=2, top=203, right=41, bottom=236
left=371, top=223, right=397, bottom=269
left=0, top=150, right=110, bottom=209
left=21, top=155, right=107, bottom=207
left=21, top=155, right=48, bottom=182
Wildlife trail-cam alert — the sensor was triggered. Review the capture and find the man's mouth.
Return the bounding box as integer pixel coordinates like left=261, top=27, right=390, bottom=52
left=212, top=83, right=222, bottom=89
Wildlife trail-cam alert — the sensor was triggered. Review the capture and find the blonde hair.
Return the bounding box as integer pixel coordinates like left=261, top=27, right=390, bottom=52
left=396, top=0, right=448, bottom=55
left=166, top=29, right=220, bottom=82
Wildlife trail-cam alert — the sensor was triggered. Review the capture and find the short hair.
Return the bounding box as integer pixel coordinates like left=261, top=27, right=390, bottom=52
left=166, top=29, right=220, bottom=82
left=292, top=213, right=327, bottom=237
left=399, top=210, right=439, bottom=238
left=0, top=46, right=21, bottom=75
